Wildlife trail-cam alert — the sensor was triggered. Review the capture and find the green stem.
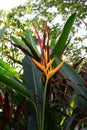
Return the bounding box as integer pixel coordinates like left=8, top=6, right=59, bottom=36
left=42, top=81, right=48, bottom=130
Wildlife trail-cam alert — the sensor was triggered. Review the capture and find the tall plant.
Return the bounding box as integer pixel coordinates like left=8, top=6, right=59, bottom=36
left=0, top=13, right=87, bottom=130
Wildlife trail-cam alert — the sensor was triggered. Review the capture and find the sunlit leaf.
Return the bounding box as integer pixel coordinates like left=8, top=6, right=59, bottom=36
left=51, top=13, right=76, bottom=58
left=0, top=59, right=20, bottom=78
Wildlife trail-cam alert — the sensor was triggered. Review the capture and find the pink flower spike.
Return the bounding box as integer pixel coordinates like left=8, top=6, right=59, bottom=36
left=44, top=24, right=47, bottom=31
left=33, top=23, right=43, bottom=48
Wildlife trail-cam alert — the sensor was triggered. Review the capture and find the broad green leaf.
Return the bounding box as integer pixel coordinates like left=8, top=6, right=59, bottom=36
left=24, top=29, right=40, bottom=57
left=27, top=103, right=38, bottom=130
left=0, top=26, right=5, bottom=40
left=0, top=74, right=34, bottom=104
left=51, top=13, right=76, bottom=58
left=27, top=116, right=38, bottom=130
left=23, top=56, right=44, bottom=130
left=22, top=36, right=40, bottom=61
left=0, top=59, right=20, bottom=78
left=0, top=66, right=12, bottom=76
left=77, top=96, right=87, bottom=111
left=22, top=56, right=44, bottom=102
left=10, top=35, right=31, bottom=53
left=12, top=91, right=23, bottom=105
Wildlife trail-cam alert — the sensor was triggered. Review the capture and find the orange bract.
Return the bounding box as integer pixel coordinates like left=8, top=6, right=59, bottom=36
left=32, top=49, right=68, bottom=82
left=32, top=58, right=46, bottom=74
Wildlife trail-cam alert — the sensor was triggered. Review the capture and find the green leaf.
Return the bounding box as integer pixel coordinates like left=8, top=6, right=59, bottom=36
left=22, top=56, right=44, bottom=102
left=0, top=66, right=12, bottom=76
left=51, top=13, right=76, bottom=58
left=27, top=116, right=38, bottom=130
left=24, top=29, right=40, bottom=57
left=10, top=35, right=31, bottom=53
left=77, top=96, right=87, bottom=111
left=0, top=74, right=34, bottom=104
left=22, top=36, right=40, bottom=61
left=0, top=59, right=20, bottom=78
left=0, top=26, right=5, bottom=40
left=23, top=56, right=44, bottom=130
left=27, top=103, right=38, bottom=130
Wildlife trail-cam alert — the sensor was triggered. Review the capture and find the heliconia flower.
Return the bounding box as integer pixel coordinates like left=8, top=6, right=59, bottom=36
left=32, top=49, right=69, bottom=82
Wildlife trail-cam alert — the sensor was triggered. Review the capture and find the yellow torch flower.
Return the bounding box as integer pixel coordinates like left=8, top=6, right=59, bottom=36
left=32, top=49, right=68, bottom=82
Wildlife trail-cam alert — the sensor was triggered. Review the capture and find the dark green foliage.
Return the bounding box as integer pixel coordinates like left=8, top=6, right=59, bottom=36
left=0, top=12, right=87, bottom=130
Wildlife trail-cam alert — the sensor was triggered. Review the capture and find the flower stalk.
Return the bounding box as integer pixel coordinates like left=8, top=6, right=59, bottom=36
left=32, top=24, right=69, bottom=130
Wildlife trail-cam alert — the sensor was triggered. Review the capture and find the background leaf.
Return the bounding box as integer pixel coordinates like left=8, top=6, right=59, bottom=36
left=0, top=26, right=5, bottom=40
left=63, top=114, right=77, bottom=130
left=56, top=59, right=87, bottom=110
